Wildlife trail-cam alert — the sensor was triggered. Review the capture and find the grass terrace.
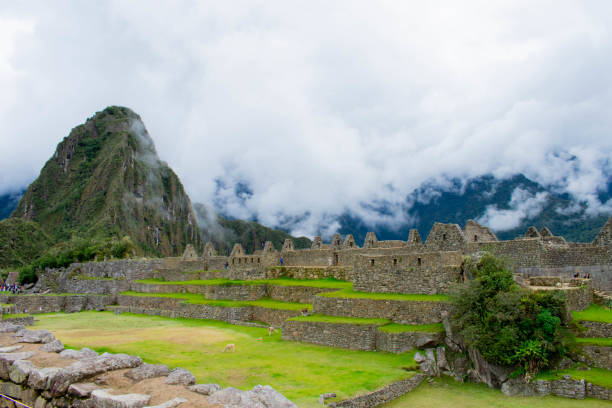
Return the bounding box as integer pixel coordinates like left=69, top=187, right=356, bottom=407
left=537, top=367, right=612, bottom=389
left=378, top=323, right=445, bottom=333
left=572, top=304, right=612, bottom=323
left=383, top=375, right=611, bottom=408
left=318, top=287, right=450, bottom=302
left=119, top=291, right=312, bottom=311
left=136, top=277, right=352, bottom=289
left=1, top=313, right=31, bottom=319
left=33, top=312, right=417, bottom=407
left=288, top=314, right=390, bottom=325
left=575, top=337, right=612, bottom=347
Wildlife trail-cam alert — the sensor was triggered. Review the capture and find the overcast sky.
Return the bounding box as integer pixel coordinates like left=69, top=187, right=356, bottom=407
left=1, top=1, right=612, bottom=236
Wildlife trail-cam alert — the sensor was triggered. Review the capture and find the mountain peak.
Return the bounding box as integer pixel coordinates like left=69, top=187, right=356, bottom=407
left=12, top=107, right=202, bottom=256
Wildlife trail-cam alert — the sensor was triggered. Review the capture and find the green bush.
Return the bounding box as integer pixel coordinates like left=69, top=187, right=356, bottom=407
left=18, top=235, right=135, bottom=284
left=451, top=254, right=569, bottom=378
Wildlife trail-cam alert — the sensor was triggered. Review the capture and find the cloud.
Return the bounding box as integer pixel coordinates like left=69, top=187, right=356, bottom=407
left=477, top=188, right=550, bottom=231
left=1, top=1, right=612, bottom=236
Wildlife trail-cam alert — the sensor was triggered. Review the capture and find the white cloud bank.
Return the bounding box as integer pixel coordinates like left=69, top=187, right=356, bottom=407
left=478, top=188, right=549, bottom=231
left=1, top=1, right=612, bottom=236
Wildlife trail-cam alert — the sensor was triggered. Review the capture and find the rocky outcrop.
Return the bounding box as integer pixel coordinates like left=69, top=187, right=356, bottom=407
left=207, top=385, right=297, bottom=408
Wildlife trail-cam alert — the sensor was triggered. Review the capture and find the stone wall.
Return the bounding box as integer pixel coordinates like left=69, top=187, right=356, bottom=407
left=57, top=278, right=131, bottom=295
left=251, top=307, right=302, bottom=328
left=519, top=265, right=612, bottom=292
left=580, top=346, right=612, bottom=370
left=564, top=284, right=593, bottom=312
left=131, top=282, right=332, bottom=304
left=267, top=286, right=336, bottom=304
left=281, top=320, right=380, bottom=351
left=2, top=295, right=113, bottom=314
left=313, top=296, right=451, bottom=324
left=265, top=266, right=353, bottom=281
left=375, top=330, right=444, bottom=354
left=329, top=374, right=424, bottom=408
left=579, top=321, right=612, bottom=338
left=352, top=252, right=462, bottom=295
left=115, top=295, right=299, bottom=326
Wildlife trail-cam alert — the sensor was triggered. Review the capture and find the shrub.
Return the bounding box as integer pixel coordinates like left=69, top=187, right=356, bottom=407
left=451, top=254, right=568, bottom=378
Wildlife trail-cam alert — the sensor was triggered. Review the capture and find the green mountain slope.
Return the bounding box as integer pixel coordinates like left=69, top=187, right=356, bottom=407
left=0, top=218, right=53, bottom=267
left=11, top=106, right=201, bottom=257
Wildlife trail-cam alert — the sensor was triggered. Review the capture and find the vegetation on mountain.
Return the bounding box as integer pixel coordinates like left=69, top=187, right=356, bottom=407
left=18, top=235, right=136, bottom=284
left=451, top=254, right=571, bottom=379
left=0, top=218, right=52, bottom=268
left=11, top=106, right=201, bottom=257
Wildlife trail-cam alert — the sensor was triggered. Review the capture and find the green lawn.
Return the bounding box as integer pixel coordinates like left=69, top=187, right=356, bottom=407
left=572, top=304, right=612, bottom=323
left=120, top=291, right=312, bottom=311
left=318, top=288, right=450, bottom=302
left=288, top=314, right=390, bottom=325
left=33, top=312, right=416, bottom=407
left=576, top=337, right=612, bottom=347
left=378, top=323, right=445, bottom=333
left=135, top=277, right=352, bottom=289
left=537, top=367, right=612, bottom=388
left=383, top=376, right=611, bottom=408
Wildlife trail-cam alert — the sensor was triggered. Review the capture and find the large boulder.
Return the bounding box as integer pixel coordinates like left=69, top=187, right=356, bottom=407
left=41, top=339, right=64, bottom=353
left=91, top=389, right=151, bottom=408
left=189, top=383, right=222, bottom=396
left=49, top=353, right=142, bottom=396
left=28, top=367, right=63, bottom=390
left=207, top=385, right=296, bottom=408
left=0, top=322, right=25, bottom=333
left=60, top=348, right=98, bottom=360
left=144, top=398, right=188, bottom=408
left=9, top=359, right=35, bottom=384
left=467, top=348, right=513, bottom=388
left=125, top=363, right=170, bottom=381
left=164, top=368, right=195, bottom=386
left=17, top=329, right=56, bottom=344
left=0, top=351, right=36, bottom=379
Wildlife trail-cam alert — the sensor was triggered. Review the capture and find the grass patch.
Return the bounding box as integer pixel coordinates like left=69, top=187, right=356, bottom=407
left=318, top=288, right=450, bottom=302
left=136, top=277, right=352, bottom=289
left=120, top=291, right=312, bottom=311
left=288, top=314, right=389, bottom=325
left=34, top=311, right=415, bottom=408
left=0, top=303, right=13, bottom=308
left=576, top=337, right=612, bottom=347
left=572, top=304, right=612, bottom=323
left=383, top=375, right=611, bottom=408
left=2, top=313, right=31, bottom=319
left=378, top=323, right=444, bottom=333
left=537, top=367, right=612, bottom=388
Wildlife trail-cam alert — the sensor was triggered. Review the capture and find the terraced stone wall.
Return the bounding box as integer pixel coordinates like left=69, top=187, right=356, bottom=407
left=265, top=266, right=353, bottom=281
left=329, top=374, right=424, bottom=408
left=281, top=320, right=379, bottom=351
left=131, top=282, right=332, bottom=303
left=115, top=295, right=299, bottom=326
left=0, top=295, right=113, bottom=314
left=580, top=346, right=612, bottom=370
left=374, top=331, right=443, bottom=354
left=252, top=308, right=302, bottom=328
left=57, top=278, right=131, bottom=295
left=580, top=321, right=612, bottom=338
left=313, top=296, right=451, bottom=324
